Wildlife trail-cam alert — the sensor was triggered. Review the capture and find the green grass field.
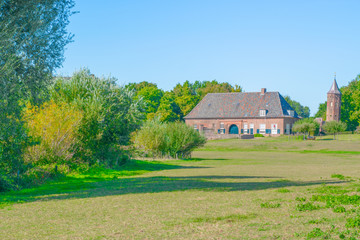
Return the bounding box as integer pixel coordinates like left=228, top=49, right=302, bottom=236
left=1, top=135, right=360, bottom=239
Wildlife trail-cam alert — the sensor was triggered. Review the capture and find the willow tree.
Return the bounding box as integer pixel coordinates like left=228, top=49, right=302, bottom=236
left=0, top=0, right=75, bottom=189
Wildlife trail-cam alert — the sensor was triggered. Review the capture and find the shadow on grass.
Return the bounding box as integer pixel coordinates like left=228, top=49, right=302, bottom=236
left=183, top=158, right=228, bottom=161
left=0, top=173, right=344, bottom=207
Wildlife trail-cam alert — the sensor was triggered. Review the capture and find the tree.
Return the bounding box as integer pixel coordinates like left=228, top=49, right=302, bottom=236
left=155, top=92, right=182, bottom=122
left=292, top=118, right=319, bottom=139
left=136, top=86, right=163, bottom=120
left=314, top=102, right=327, bottom=120
left=340, top=75, right=360, bottom=131
left=0, top=0, right=75, bottom=103
left=323, top=121, right=347, bottom=140
left=192, top=80, right=242, bottom=99
left=0, top=0, right=75, bottom=190
left=284, top=96, right=310, bottom=118
left=51, top=69, right=144, bottom=166
left=172, top=81, right=199, bottom=118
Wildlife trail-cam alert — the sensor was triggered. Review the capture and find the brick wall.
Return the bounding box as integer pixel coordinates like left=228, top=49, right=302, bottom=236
left=185, top=117, right=299, bottom=137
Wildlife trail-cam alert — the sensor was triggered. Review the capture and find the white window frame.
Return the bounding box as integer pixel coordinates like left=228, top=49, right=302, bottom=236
left=260, top=124, right=266, bottom=134
left=260, top=109, right=266, bottom=117
left=244, top=123, right=248, bottom=134
left=271, top=124, right=278, bottom=134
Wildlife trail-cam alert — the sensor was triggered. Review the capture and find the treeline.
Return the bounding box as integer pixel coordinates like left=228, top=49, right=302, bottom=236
left=126, top=80, right=242, bottom=122
left=315, top=74, right=360, bottom=131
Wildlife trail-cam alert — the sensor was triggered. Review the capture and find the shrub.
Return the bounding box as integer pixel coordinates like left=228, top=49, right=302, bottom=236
left=50, top=69, right=144, bottom=166
left=260, top=202, right=281, bottom=208
left=296, top=202, right=321, bottom=211
left=23, top=100, right=83, bottom=165
left=133, top=119, right=206, bottom=158
left=254, top=134, right=264, bottom=137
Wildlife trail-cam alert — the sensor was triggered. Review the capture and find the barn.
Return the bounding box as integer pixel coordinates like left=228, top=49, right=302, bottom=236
left=184, top=88, right=299, bottom=138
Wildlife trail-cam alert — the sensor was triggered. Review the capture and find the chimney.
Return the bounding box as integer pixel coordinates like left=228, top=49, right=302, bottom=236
left=261, top=88, right=266, bottom=95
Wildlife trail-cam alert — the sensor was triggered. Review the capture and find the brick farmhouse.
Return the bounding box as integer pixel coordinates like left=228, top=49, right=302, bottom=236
left=184, top=88, right=299, bottom=138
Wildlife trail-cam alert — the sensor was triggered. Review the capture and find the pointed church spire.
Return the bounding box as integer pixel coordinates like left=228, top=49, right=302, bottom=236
left=328, top=74, right=341, bottom=95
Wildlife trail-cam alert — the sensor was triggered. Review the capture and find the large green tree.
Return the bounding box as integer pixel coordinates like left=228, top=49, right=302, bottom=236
left=0, top=0, right=75, bottom=190
left=340, top=75, right=360, bottom=131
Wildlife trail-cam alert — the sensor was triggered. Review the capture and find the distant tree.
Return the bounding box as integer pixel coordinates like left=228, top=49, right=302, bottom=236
left=292, top=118, right=320, bottom=139
left=172, top=81, right=200, bottom=118
left=173, top=80, right=242, bottom=118
left=192, top=80, right=242, bottom=99
left=323, top=121, right=347, bottom=140
left=136, top=86, right=164, bottom=120
left=125, top=81, right=158, bottom=92
left=340, top=75, right=360, bottom=131
left=155, top=92, right=182, bottom=122
left=284, top=96, right=310, bottom=118
left=314, top=102, right=327, bottom=120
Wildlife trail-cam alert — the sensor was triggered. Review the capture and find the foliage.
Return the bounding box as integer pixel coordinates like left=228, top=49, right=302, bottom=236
left=323, top=121, right=347, bottom=140
left=0, top=0, right=75, bottom=103
left=132, top=119, right=206, bottom=158
left=50, top=69, right=144, bottom=166
left=254, top=134, right=264, bottom=137
left=340, top=75, right=360, bottom=131
left=292, top=118, right=320, bottom=138
left=172, top=81, right=200, bottom=118
left=284, top=96, right=310, bottom=118
left=172, top=80, right=242, bottom=118
left=136, top=85, right=163, bottom=119
left=260, top=202, right=281, bottom=208
left=126, top=82, right=164, bottom=120
left=316, top=74, right=360, bottom=131
left=0, top=0, right=74, bottom=191
left=314, top=102, right=327, bottom=120
left=23, top=100, right=83, bottom=165
left=155, top=92, right=182, bottom=122
left=191, top=80, right=242, bottom=99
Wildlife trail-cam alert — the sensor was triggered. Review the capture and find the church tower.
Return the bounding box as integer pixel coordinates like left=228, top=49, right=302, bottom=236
left=326, top=76, right=341, bottom=122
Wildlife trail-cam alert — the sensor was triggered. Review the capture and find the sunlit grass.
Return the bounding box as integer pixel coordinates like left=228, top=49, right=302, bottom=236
left=1, top=134, right=360, bottom=239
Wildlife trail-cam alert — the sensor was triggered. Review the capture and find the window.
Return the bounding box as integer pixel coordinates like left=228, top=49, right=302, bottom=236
left=220, top=122, right=224, bottom=128
left=244, top=123, right=248, bottom=134
left=271, top=124, right=277, bottom=134
left=260, top=124, right=266, bottom=134
left=287, top=110, right=294, bottom=117
left=260, top=109, right=266, bottom=117
left=194, top=124, right=197, bottom=129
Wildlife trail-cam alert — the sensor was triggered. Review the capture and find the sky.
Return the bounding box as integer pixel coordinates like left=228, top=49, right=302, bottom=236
left=58, top=0, right=360, bottom=116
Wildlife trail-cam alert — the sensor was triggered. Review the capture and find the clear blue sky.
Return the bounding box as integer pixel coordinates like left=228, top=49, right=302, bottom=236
left=58, top=0, right=360, bottom=116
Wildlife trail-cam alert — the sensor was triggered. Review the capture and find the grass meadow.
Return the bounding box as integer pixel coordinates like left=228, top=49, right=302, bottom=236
left=1, top=135, right=360, bottom=239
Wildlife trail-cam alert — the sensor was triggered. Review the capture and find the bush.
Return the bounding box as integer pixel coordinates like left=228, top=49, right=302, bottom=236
left=23, top=100, right=83, bottom=165
left=254, top=134, right=264, bottom=137
left=50, top=69, right=144, bottom=166
left=133, top=119, right=206, bottom=158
